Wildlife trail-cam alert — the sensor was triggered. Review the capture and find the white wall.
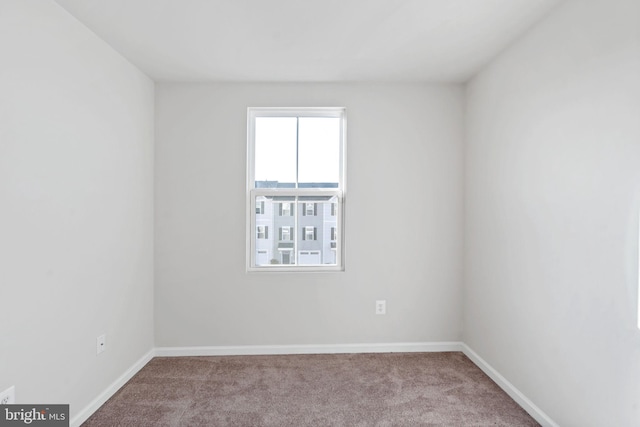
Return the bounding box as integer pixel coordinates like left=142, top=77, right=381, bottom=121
left=8, top=1, right=638, bottom=424
left=155, top=83, right=464, bottom=347
left=464, top=0, right=640, bottom=425
left=0, top=0, right=154, bottom=419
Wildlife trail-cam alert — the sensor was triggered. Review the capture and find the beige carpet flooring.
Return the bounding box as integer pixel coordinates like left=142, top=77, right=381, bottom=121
left=82, top=352, right=539, bottom=426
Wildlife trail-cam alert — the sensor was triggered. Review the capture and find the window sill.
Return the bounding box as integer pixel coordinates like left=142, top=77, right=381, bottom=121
left=247, top=265, right=344, bottom=273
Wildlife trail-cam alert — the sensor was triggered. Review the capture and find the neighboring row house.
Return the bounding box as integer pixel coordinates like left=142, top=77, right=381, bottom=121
left=255, top=182, right=338, bottom=266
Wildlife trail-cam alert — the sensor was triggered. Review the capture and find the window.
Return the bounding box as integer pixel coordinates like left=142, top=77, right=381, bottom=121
left=279, top=202, right=292, bottom=216
left=303, top=226, right=317, bottom=241
left=280, top=226, right=292, bottom=241
left=256, top=225, right=268, bottom=239
left=247, top=107, right=345, bottom=271
left=304, top=203, right=316, bottom=216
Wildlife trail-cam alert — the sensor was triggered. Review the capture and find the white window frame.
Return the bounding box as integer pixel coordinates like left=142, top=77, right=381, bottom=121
left=247, top=107, right=346, bottom=272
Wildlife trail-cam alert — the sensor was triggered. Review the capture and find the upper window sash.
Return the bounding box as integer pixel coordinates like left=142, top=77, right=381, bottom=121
left=247, top=107, right=346, bottom=192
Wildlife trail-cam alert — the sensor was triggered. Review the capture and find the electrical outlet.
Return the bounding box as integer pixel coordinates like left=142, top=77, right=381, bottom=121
left=0, top=386, right=15, bottom=404
left=375, top=300, right=386, bottom=315
left=97, top=334, right=106, bottom=355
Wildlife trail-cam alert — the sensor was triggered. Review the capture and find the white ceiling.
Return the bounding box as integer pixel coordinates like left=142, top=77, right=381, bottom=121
left=53, top=0, right=562, bottom=83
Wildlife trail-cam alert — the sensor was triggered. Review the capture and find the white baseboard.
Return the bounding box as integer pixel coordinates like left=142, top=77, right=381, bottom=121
left=71, top=343, right=558, bottom=427
left=70, top=349, right=155, bottom=427
left=461, top=344, right=558, bottom=427
left=155, top=341, right=463, bottom=357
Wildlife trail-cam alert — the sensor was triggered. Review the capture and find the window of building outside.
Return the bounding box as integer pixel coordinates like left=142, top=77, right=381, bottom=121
left=280, top=202, right=292, bottom=216
left=303, top=226, right=316, bottom=241
left=304, top=203, right=316, bottom=216
left=280, top=226, right=291, bottom=241
left=247, top=107, right=345, bottom=271
left=256, top=225, right=268, bottom=239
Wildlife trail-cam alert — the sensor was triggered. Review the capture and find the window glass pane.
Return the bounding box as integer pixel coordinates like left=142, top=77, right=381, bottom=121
left=255, top=117, right=297, bottom=187
left=273, top=196, right=296, bottom=265
left=255, top=195, right=297, bottom=266
left=255, top=195, right=273, bottom=266
left=298, top=117, right=340, bottom=187
left=296, top=196, right=338, bottom=266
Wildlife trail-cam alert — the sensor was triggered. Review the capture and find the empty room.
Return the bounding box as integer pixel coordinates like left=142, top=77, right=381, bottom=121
left=1, top=0, right=639, bottom=426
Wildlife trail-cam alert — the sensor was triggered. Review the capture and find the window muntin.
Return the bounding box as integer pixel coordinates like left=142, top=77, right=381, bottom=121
left=248, top=108, right=345, bottom=271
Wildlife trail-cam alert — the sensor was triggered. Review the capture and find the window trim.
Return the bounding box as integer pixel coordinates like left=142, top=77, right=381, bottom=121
left=246, top=107, right=346, bottom=272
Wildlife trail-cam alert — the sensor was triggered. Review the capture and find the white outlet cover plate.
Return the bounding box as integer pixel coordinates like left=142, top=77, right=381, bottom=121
left=375, top=300, right=386, bottom=315
left=97, top=334, right=106, bottom=355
